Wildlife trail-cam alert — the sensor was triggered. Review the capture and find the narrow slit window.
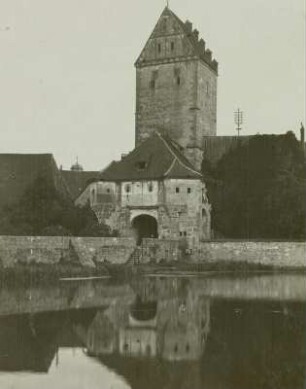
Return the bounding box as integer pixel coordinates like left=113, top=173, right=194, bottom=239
left=187, top=188, right=191, bottom=194
left=171, top=41, right=175, bottom=51
left=176, top=187, right=180, bottom=193
left=177, top=76, right=181, bottom=85
left=158, top=43, right=161, bottom=53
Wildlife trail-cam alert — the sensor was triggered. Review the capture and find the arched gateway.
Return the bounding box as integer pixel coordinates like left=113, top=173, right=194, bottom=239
left=132, top=214, right=158, bottom=245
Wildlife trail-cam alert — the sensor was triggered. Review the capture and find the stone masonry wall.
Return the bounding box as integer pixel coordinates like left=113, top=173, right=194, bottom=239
left=1, top=236, right=305, bottom=269
left=141, top=238, right=181, bottom=263
left=194, top=241, right=306, bottom=268
left=136, top=61, right=199, bottom=148
left=0, top=236, right=135, bottom=268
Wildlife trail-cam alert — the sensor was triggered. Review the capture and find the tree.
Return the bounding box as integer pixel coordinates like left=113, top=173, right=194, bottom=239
left=0, top=175, right=112, bottom=237
left=203, top=133, right=306, bottom=239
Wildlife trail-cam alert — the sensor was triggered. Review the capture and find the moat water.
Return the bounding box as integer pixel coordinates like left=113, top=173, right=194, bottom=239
left=0, top=274, right=305, bottom=389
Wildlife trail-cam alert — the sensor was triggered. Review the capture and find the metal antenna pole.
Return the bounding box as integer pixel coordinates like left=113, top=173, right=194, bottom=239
left=234, top=108, right=243, bottom=136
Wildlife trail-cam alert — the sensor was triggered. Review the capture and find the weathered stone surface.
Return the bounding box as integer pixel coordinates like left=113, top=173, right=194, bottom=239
left=0, top=236, right=136, bottom=268
left=82, top=178, right=211, bottom=246
left=194, top=241, right=306, bottom=268
left=135, top=8, right=218, bottom=169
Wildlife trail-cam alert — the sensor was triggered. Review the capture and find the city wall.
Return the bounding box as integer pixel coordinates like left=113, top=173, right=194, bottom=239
left=0, top=236, right=135, bottom=268
left=194, top=240, right=306, bottom=269
left=0, top=236, right=305, bottom=269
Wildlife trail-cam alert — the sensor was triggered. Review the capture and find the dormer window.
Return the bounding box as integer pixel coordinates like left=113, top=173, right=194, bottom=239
left=135, top=161, right=147, bottom=170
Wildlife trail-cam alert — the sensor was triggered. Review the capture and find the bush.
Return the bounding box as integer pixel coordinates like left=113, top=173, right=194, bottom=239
left=0, top=175, right=111, bottom=237
left=203, top=133, right=306, bottom=239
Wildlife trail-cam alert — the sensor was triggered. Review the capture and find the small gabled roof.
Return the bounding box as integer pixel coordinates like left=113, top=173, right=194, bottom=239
left=99, top=132, right=202, bottom=182
left=61, top=170, right=99, bottom=200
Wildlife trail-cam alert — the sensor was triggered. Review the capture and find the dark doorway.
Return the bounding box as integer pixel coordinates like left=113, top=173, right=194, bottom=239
left=132, top=215, right=158, bottom=245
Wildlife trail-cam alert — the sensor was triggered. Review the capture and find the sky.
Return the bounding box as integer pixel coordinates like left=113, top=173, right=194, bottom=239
left=0, top=0, right=305, bottom=171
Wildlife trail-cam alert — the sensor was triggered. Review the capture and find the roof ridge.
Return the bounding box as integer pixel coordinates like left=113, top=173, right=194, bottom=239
left=175, top=156, right=202, bottom=177
left=157, top=132, right=202, bottom=177
left=121, top=133, right=160, bottom=162
left=164, top=157, right=177, bottom=177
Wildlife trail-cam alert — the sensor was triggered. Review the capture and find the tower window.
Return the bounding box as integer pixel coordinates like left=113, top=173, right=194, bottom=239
left=158, top=43, right=161, bottom=53
left=206, top=81, right=210, bottom=96
left=171, top=41, right=175, bottom=51
left=150, top=70, right=158, bottom=89
left=187, top=188, right=191, bottom=194
left=176, top=187, right=180, bottom=193
left=174, top=68, right=181, bottom=86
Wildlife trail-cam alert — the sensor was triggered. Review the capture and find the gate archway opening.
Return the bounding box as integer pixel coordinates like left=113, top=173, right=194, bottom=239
left=132, top=214, right=158, bottom=245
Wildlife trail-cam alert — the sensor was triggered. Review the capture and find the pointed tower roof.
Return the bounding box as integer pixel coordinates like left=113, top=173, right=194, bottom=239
left=99, top=132, right=203, bottom=182
left=135, top=7, right=218, bottom=73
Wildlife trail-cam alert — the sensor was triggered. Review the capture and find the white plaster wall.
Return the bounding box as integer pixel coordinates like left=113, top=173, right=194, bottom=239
left=121, top=180, right=159, bottom=207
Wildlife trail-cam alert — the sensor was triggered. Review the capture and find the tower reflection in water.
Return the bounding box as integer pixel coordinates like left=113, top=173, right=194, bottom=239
left=0, top=276, right=305, bottom=389
left=75, top=278, right=210, bottom=362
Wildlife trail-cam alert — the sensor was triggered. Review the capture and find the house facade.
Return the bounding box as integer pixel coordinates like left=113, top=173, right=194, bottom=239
left=76, top=133, right=211, bottom=246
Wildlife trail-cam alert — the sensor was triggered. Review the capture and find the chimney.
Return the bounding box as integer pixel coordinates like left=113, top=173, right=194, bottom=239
left=205, top=49, right=212, bottom=61
left=192, top=29, right=199, bottom=41
left=198, top=38, right=206, bottom=53
left=185, top=20, right=192, bottom=33
left=212, top=59, right=219, bottom=72
left=300, top=122, right=305, bottom=145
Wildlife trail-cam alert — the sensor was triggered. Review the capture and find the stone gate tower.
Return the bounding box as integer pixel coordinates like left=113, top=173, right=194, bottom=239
left=135, top=7, right=218, bottom=169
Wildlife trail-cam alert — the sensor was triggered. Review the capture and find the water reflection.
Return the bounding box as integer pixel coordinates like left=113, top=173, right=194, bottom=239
left=0, top=275, right=305, bottom=389
left=77, top=279, right=210, bottom=362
